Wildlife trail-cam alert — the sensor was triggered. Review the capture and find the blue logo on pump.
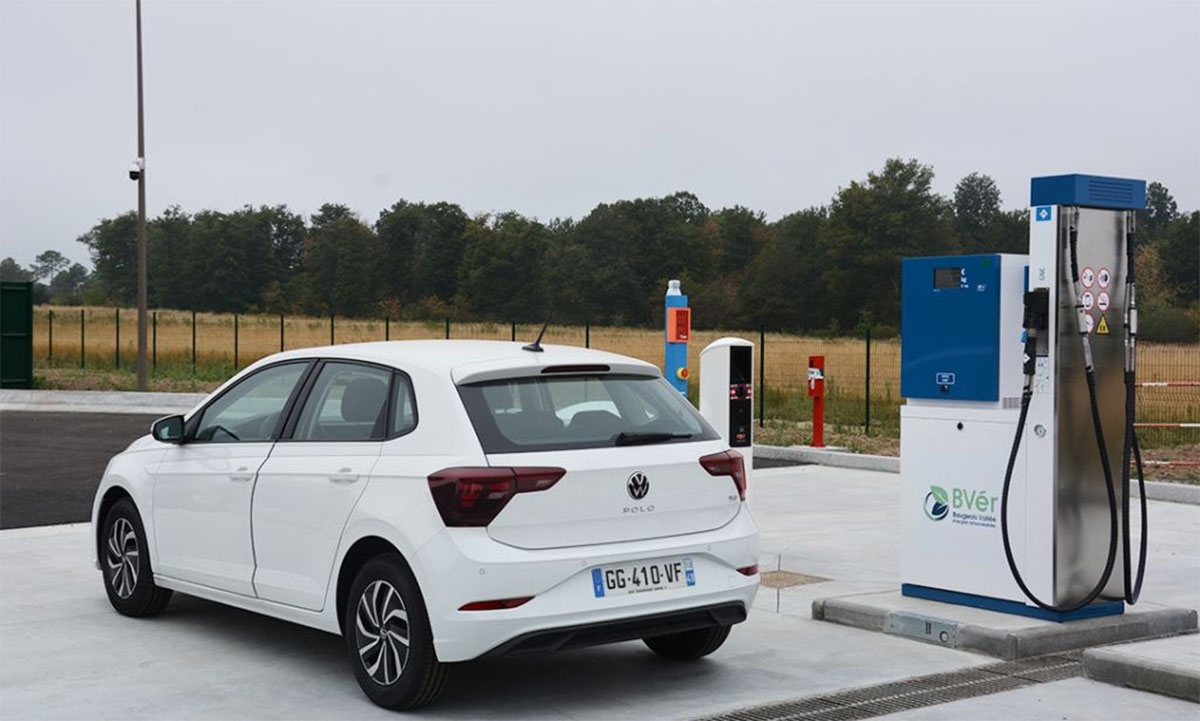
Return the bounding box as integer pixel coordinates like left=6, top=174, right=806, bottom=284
left=935, top=372, right=956, bottom=386
left=1035, top=206, right=1052, bottom=222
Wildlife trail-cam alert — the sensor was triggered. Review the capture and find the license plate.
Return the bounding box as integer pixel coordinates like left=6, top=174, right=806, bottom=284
left=591, top=558, right=695, bottom=598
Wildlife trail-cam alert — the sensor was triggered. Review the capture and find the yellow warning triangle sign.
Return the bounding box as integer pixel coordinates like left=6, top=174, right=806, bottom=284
left=1097, top=315, right=1110, bottom=334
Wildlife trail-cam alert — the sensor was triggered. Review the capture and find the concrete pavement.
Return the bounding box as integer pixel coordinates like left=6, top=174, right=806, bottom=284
left=0, top=463, right=1196, bottom=719
left=1, top=525, right=991, bottom=720
left=877, top=677, right=1198, bottom=720
left=1083, top=634, right=1200, bottom=702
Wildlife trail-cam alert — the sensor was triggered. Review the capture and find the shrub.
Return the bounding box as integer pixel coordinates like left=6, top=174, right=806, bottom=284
left=1140, top=306, right=1200, bottom=343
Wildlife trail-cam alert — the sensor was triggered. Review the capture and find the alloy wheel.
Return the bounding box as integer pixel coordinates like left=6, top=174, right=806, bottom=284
left=106, top=517, right=139, bottom=599
left=354, top=580, right=410, bottom=685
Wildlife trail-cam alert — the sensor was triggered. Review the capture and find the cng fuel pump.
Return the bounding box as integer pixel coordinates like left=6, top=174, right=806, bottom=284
left=899, top=174, right=1148, bottom=619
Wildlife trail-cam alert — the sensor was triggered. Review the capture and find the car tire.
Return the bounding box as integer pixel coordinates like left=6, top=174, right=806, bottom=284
left=101, top=498, right=172, bottom=617
left=343, top=554, right=450, bottom=710
left=643, top=625, right=731, bottom=660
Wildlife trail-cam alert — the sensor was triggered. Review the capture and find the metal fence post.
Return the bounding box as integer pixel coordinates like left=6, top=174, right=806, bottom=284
left=385, top=317, right=390, bottom=341
left=48, top=310, right=53, bottom=361
left=585, top=321, right=590, bottom=348
left=80, top=309, right=85, bottom=369
left=191, top=310, right=197, bottom=375
left=511, top=321, right=516, bottom=342
left=152, top=311, right=157, bottom=370
left=758, top=325, right=765, bottom=428
left=864, top=326, right=872, bottom=435
left=280, top=313, right=285, bottom=351
left=234, top=313, right=239, bottom=369
left=330, top=314, right=335, bottom=345
left=115, top=308, right=120, bottom=369
left=445, top=317, right=450, bottom=339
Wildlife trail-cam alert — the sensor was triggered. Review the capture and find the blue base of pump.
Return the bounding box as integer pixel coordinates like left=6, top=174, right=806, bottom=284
left=901, top=584, right=1125, bottom=623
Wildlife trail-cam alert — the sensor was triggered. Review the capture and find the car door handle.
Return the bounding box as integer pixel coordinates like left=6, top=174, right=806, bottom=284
left=229, top=467, right=255, bottom=483
left=329, top=468, right=359, bottom=484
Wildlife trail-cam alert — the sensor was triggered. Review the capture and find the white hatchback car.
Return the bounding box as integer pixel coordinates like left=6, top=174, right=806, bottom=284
left=92, top=340, right=759, bottom=709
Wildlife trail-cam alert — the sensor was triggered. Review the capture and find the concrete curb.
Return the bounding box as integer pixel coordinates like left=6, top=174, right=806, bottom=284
left=1083, top=636, right=1200, bottom=703
left=1133, top=481, right=1200, bottom=505
left=0, top=389, right=205, bottom=416
left=753, top=444, right=1199, bottom=505
left=813, top=592, right=1199, bottom=661
left=754, top=444, right=900, bottom=473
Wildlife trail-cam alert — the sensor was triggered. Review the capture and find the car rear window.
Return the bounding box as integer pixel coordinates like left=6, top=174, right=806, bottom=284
left=458, top=374, right=719, bottom=453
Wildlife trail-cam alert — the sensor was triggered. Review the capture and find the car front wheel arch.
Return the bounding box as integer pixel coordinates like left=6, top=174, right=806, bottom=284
left=96, top=486, right=134, bottom=565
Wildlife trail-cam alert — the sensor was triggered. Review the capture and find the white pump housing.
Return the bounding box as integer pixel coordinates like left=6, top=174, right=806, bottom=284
left=699, top=337, right=755, bottom=471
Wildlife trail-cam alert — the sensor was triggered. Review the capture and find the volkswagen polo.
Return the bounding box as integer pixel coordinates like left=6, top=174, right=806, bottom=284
left=92, top=340, right=759, bottom=709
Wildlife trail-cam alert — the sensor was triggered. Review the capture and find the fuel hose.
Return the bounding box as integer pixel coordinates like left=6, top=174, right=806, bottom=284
left=1121, top=211, right=1149, bottom=604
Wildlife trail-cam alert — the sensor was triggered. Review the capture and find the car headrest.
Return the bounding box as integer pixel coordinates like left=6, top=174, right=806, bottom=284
left=341, top=377, right=387, bottom=424
left=567, top=409, right=622, bottom=437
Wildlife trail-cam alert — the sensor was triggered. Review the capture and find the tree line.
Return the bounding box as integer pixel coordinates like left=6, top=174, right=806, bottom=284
left=3, top=158, right=1197, bottom=340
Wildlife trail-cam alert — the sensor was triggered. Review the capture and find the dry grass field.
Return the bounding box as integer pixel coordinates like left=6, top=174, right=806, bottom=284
left=31, top=305, right=1199, bottom=453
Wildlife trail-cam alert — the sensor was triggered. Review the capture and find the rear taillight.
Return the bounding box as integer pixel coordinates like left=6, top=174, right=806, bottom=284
left=427, top=467, right=566, bottom=527
left=736, top=564, right=759, bottom=576
left=699, top=450, right=747, bottom=500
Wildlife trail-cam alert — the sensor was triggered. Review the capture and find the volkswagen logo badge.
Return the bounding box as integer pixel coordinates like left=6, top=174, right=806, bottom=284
left=627, top=471, right=649, bottom=500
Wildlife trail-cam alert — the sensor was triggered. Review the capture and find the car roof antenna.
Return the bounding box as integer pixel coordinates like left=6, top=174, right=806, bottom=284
left=522, top=316, right=552, bottom=353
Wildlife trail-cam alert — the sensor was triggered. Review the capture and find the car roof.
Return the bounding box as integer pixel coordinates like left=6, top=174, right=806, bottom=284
left=261, top=340, right=662, bottom=382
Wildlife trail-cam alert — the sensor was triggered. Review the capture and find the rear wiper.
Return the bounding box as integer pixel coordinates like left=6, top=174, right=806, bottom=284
left=614, top=431, right=692, bottom=446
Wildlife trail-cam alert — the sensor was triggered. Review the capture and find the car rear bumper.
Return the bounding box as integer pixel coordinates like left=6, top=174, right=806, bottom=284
left=481, top=601, right=747, bottom=657
left=414, top=504, right=758, bottom=662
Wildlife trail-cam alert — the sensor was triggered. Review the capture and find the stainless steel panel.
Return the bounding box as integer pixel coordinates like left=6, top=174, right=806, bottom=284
left=1053, top=207, right=1128, bottom=603
left=888, top=612, right=958, bottom=648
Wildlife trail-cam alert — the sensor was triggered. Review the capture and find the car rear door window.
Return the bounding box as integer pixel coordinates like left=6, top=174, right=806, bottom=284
left=391, top=372, right=418, bottom=437
left=292, top=362, right=392, bottom=441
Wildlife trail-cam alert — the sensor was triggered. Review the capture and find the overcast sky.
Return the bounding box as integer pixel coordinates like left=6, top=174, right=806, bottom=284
left=2, top=0, right=1197, bottom=269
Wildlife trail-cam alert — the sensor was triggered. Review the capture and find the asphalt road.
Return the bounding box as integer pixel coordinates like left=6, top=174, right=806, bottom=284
left=0, top=411, right=158, bottom=529
left=0, top=411, right=802, bottom=530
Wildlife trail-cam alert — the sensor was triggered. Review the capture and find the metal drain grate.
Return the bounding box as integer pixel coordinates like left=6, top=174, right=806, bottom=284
left=761, top=571, right=829, bottom=589
left=697, top=653, right=1081, bottom=721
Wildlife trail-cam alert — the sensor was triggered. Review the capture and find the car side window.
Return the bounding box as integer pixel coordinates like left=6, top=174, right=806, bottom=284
left=193, top=363, right=308, bottom=443
left=293, top=362, right=392, bottom=441
left=391, top=371, right=417, bottom=437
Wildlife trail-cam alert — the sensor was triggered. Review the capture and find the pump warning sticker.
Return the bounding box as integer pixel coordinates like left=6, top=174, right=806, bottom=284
left=1081, top=291, right=1094, bottom=311
left=1098, top=267, right=1112, bottom=289
left=1098, top=292, right=1110, bottom=312
left=1085, top=315, right=1095, bottom=334
left=1097, top=315, right=1111, bottom=335
left=1081, top=266, right=1095, bottom=288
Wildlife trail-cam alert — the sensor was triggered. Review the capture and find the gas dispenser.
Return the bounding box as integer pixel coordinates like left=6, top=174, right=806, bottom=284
left=899, top=174, right=1148, bottom=620
left=699, top=338, right=754, bottom=470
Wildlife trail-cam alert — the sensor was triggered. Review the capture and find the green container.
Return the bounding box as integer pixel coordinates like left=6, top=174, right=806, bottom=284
left=1, top=281, right=34, bottom=389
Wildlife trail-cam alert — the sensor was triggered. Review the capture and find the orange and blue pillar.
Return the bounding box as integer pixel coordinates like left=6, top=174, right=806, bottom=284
left=664, top=280, right=691, bottom=394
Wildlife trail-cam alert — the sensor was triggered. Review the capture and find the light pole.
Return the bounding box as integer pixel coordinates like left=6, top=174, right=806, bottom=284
left=134, top=0, right=148, bottom=390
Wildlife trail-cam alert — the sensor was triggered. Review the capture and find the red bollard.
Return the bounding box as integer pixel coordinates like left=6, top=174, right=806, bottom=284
left=808, top=355, right=825, bottom=448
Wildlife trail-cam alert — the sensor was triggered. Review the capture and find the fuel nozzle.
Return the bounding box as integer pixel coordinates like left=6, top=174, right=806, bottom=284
left=1022, top=288, right=1050, bottom=376
left=1023, top=289, right=1050, bottom=333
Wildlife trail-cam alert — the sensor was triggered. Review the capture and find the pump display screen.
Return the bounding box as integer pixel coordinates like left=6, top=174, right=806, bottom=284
left=934, top=267, right=963, bottom=289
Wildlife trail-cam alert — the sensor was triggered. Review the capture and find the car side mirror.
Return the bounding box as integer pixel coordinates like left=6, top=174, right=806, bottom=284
left=152, top=415, right=186, bottom=444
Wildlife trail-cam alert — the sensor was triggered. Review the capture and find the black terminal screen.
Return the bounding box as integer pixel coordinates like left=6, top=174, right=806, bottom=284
left=934, top=267, right=962, bottom=289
